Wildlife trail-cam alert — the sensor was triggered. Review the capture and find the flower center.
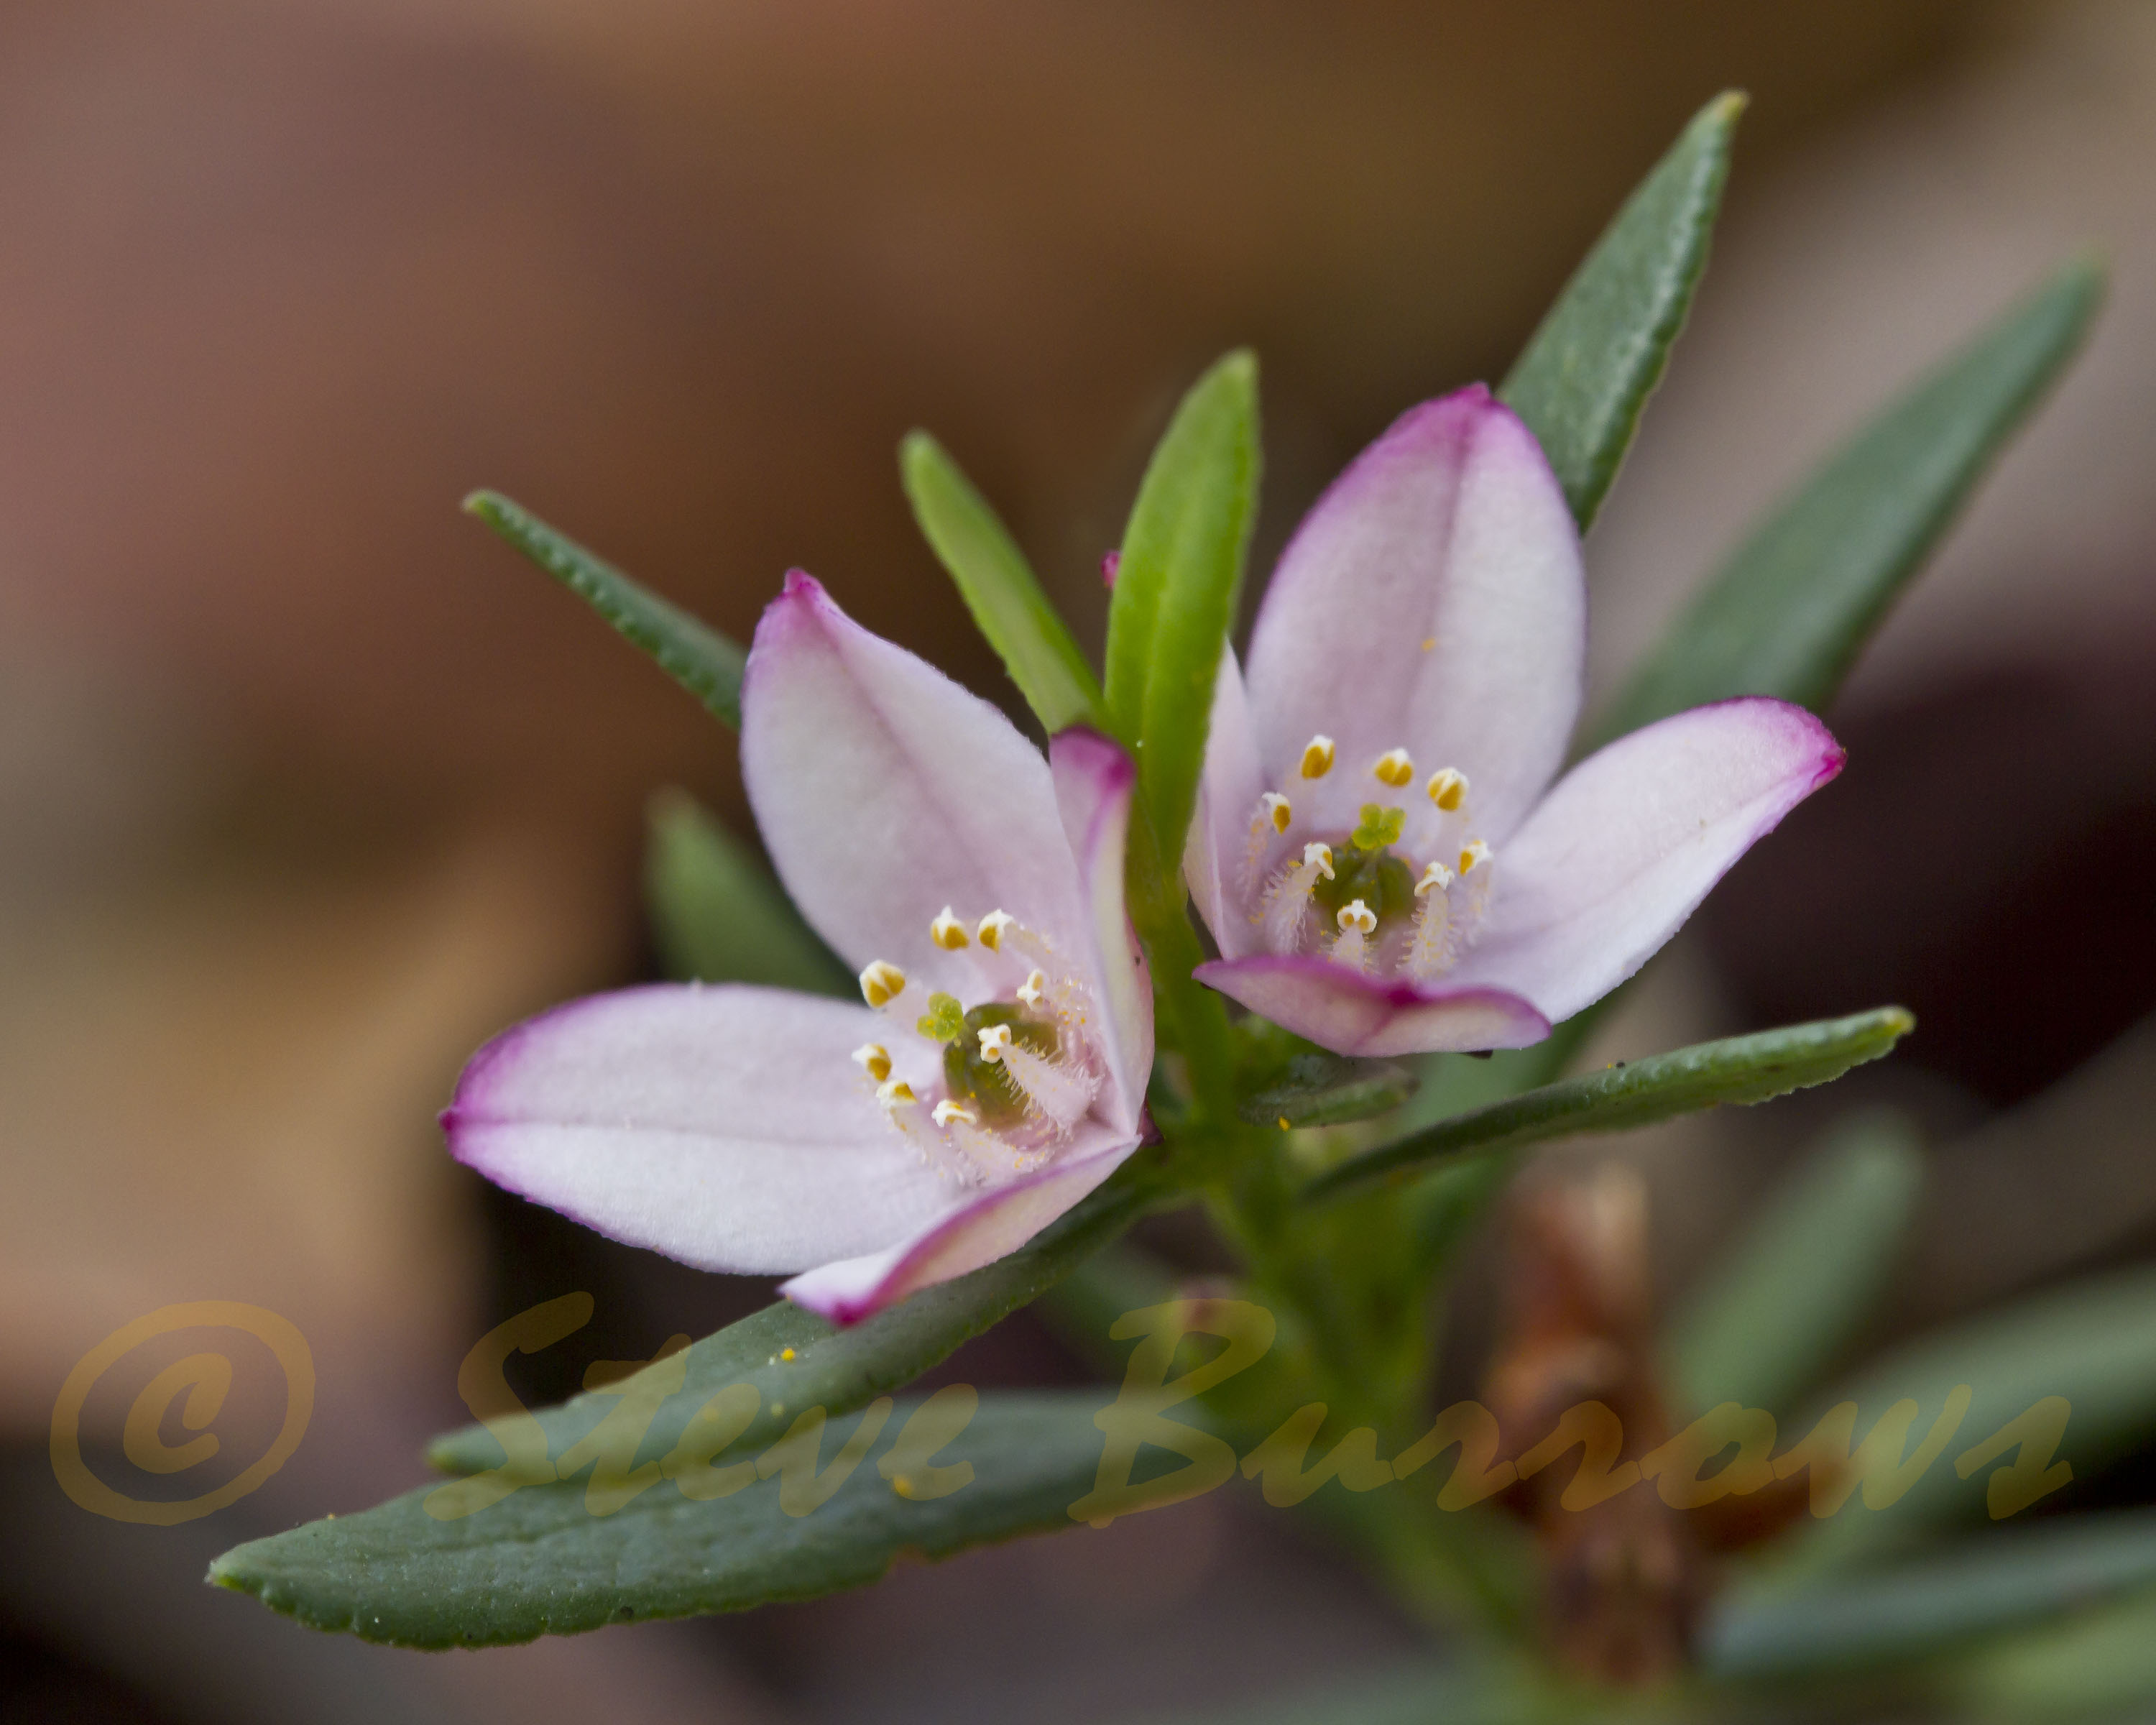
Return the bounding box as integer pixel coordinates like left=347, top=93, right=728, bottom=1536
left=850, top=907, right=1104, bottom=1183
left=1245, top=740, right=1497, bottom=982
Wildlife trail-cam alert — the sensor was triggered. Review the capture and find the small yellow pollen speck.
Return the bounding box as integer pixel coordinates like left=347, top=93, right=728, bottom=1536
left=1299, top=735, right=1336, bottom=778
left=1426, top=767, right=1468, bottom=812
left=1421, top=636, right=1437, bottom=652
left=893, top=1474, right=916, bottom=1498
left=1373, top=748, right=1414, bottom=788
left=977, top=909, right=1015, bottom=950
left=860, top=960, right=906, bottom=1008
left=780, top=1348, right=796, bottom=1362
left=1278, top=1116, right=1291, bottom=1131
left=929, top=907, right=969, bottom=950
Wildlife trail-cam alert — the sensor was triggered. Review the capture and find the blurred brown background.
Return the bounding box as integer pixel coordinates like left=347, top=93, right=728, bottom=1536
left=6, top=2, right=2155, bottom=1720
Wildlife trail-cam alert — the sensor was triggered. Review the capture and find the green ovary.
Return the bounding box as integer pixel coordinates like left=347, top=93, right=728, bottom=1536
left=941, top=1002, right=1060, bottom=1129
left=1312, top=842, right=1416, bottom=932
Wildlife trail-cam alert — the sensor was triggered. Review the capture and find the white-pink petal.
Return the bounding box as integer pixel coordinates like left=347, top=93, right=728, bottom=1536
left=741, top=572, right=1091, bottom=998
left=783, top=1136, right=1134, bottom=1325
left=444, top=984, right=956, bottom=1273
left=1182, top=645, right=1268, bottom=960
left=1243, top=387, right=1585, bottom=850
left=1192, top=954, right=1550, bottom=1058
left=1049, top=727, right=1151, bottom=1133
left=1447, top=698, right=1846, bottom=1024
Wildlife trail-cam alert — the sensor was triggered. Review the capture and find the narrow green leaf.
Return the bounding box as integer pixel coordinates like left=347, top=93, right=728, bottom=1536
left=1501, top=91, right=1744, bottom=530
left=428, top=1174, right=1154, bottom=1476
left=1102, top=351, right=1261, bottom=871
left=899, top=431, right=1106, bottom=735
left=1782, top=1261, right=2156, bottom=1571
left=1592, top=257, right=2103, bottom=746
left=1239, top=1053, right=1420, bottom=1130
left=643, top=789, right=852, bottom=995
left=1307, top=1008, right=1914, bottom=1202
left=1946, top=1580, right=2156, bottom=1721
left=213, top=1392, right=1112, bottom=1645
left=1666, top=1110, right=1925, bottom=1417
left=1707, top=1512, right=2156, bottom=1681
left=465, top=489, right=746, bottom=730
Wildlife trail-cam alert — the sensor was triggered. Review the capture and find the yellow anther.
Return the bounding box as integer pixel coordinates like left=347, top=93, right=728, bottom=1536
left=1260, top=792, right=1292, bottom=833
left=859, top=960, right=907, bottom=1008
left=877, top=1078, right=918, bottom=1109
left=1373, top=748, right=1414, bottom=788
left=1303, top=841, right=1335, bottom=881
left=1415, top=860, right=1455, bottom=896
left=1017, top=968, right=1046, bottom=1007
left=1299, top=735, right=1336, bottom=779
left=976, top=910, right=1015, bottom=951
left=933, top=1099, right=980, bottom=1128
left=1426, top=767, right=1469, bottom=812
left=929, top=907, right=969, bottom=950
left=1337, top=898, right=1378, bottom=936
left=977, top=1024, right=1014, bottom=1064
left=1459, top=839, right=1493, bottom=874
left=852, top=1043, right=893, bottom=1083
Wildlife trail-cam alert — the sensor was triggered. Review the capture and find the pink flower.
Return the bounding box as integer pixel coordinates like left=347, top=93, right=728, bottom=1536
left=445, top=574, right=1152, bottom=1324
left=1184, top=386, right=1843, bottom=1059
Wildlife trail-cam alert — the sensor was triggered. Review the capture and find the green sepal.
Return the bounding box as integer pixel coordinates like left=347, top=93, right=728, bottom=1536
left=1102, top=350, right=1261, bottom=875
left=644, top=789, right=852, bottom=995
left=1591, top=257, right=2103, bottom=746
left=464, top=490, right=745, bottom=730
left=1501, top=91, right=1744, bottom=531
left=1307, top=1008, right=1913, bottom=1201
left=1239, top=1053, right=1420, bottom=1131
left=899, top=431, right=1107, bottom=735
